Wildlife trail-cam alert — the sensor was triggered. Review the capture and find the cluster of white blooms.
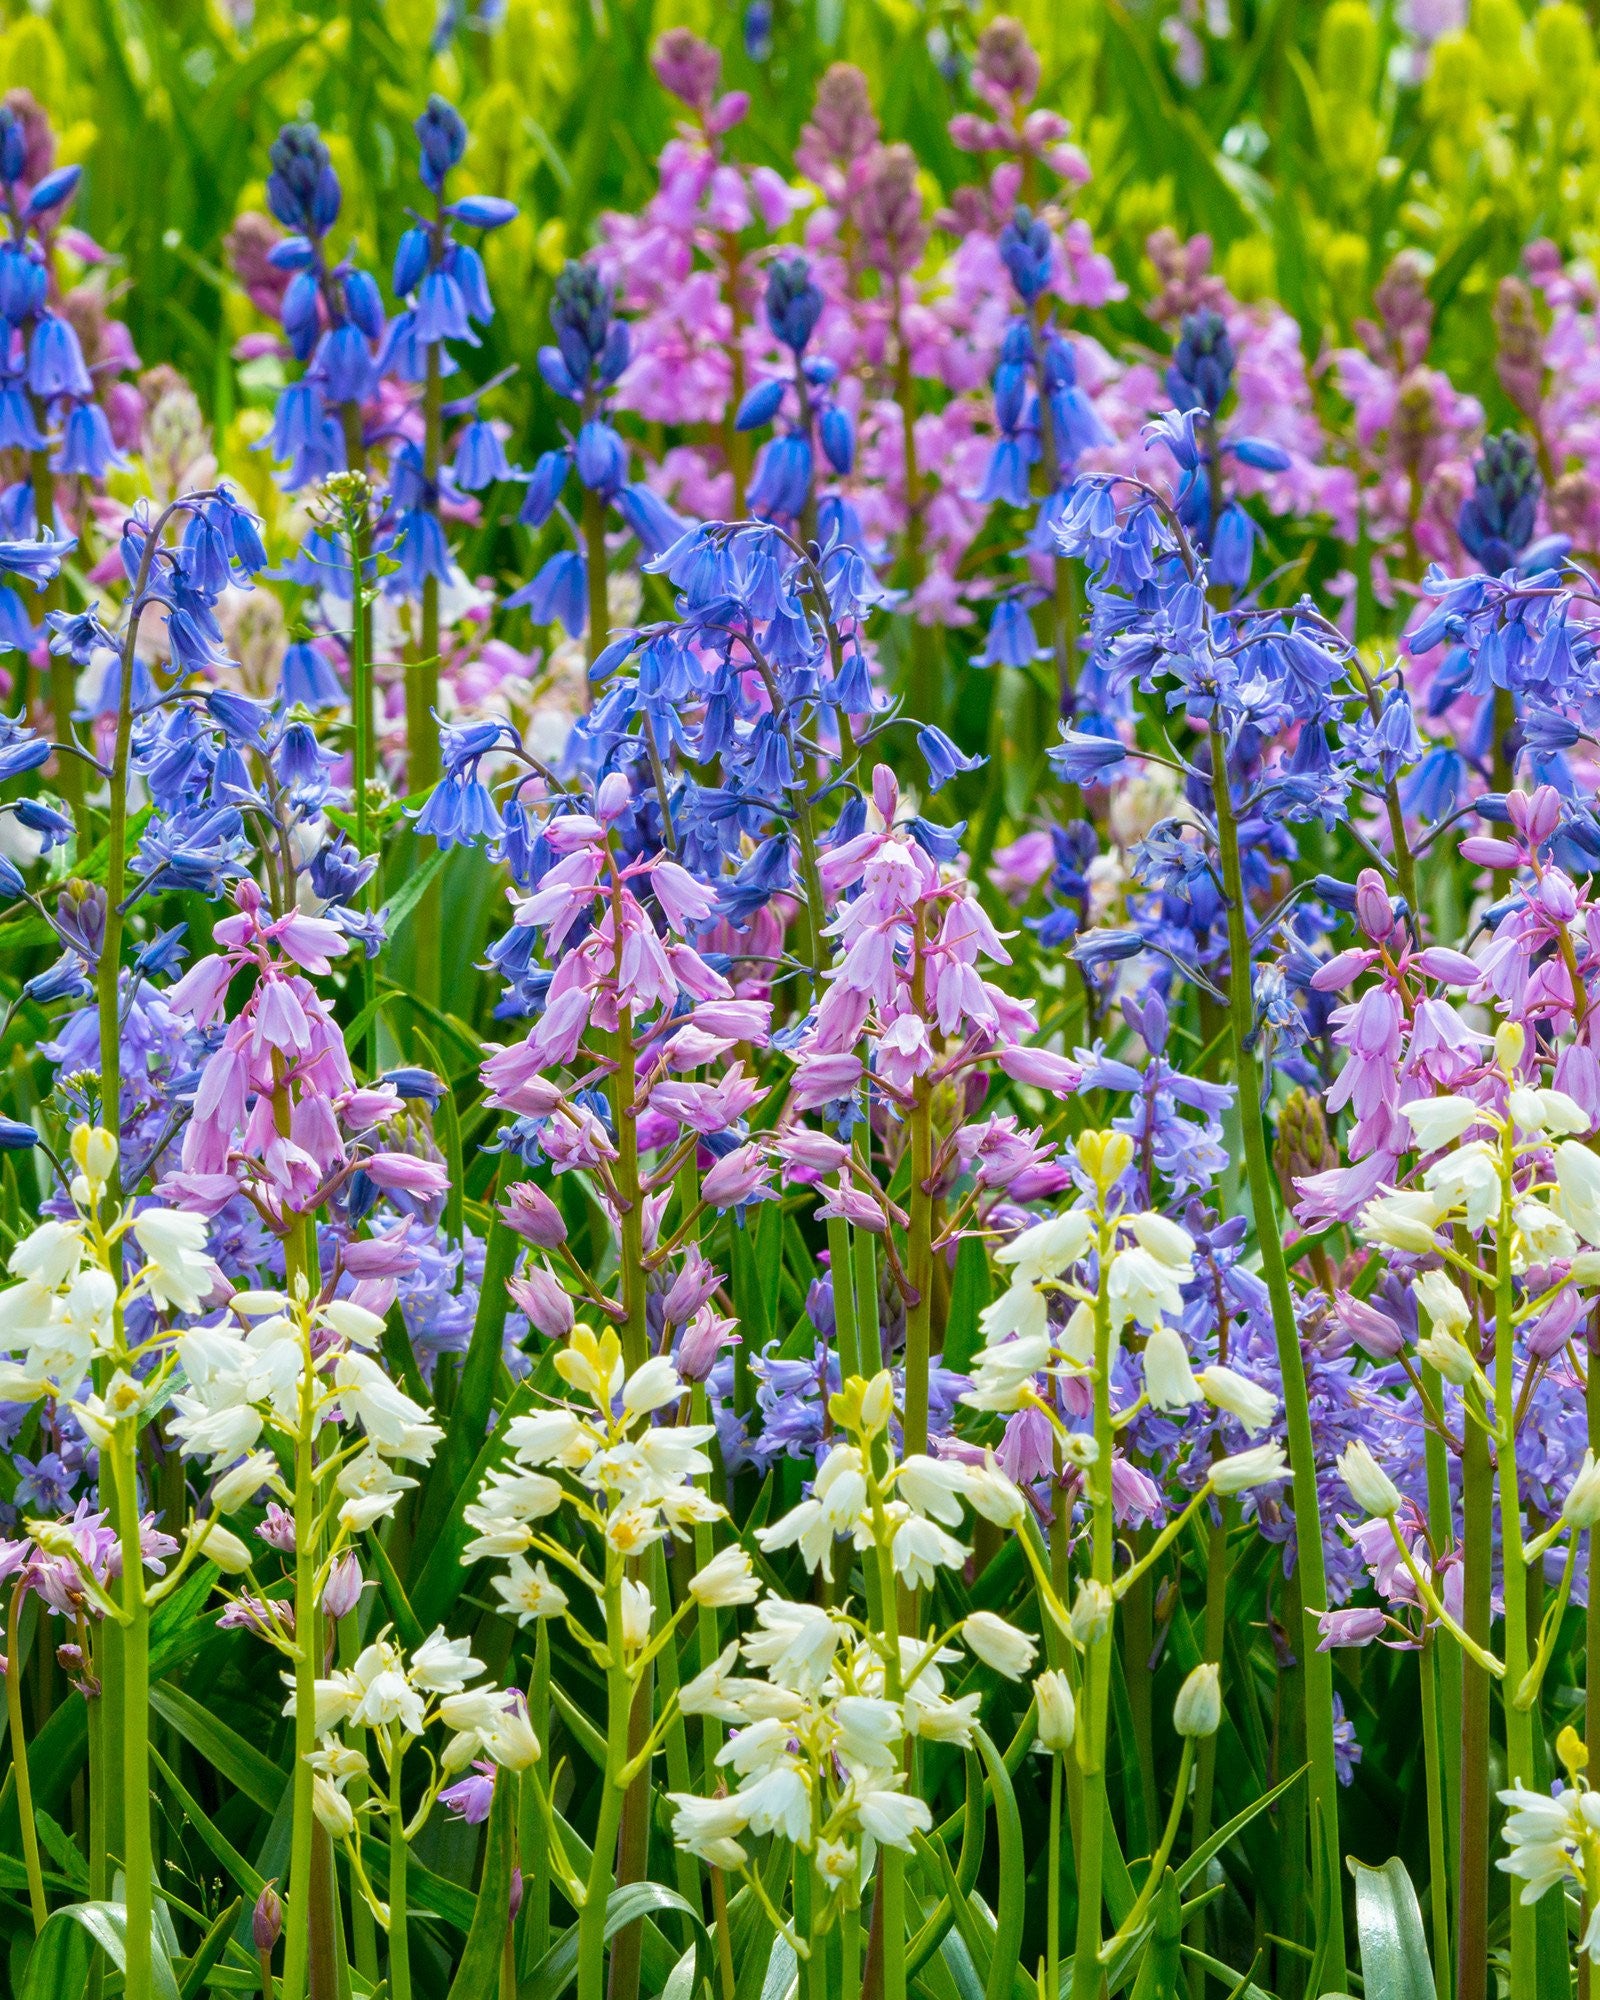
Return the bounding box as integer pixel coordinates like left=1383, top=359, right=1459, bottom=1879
left=756, top=1367, right=1027, bottom=1590
left=1498, top=1730, right=1600, bottom=1964
left=299, top=1627, right=536, bottom=1839
left=171, top=1285, right=441, bottom=1532
left=961, top=1133, right=1287, bottom=1495
left=467, top=1324, right=732, bottom=1640
left=0, top=1128, right=222, bottom=1420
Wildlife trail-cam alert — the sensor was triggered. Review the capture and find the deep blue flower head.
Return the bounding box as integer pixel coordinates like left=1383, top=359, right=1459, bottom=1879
left=1211, top=501, right=1256, bottom=589
left=1, top=526, right=77, bottom=589
left=382, top=1067, right=447, bottom=1107
left=998, top=205, right=1052, bottom=303
left=575, top=419, right=627, bottom=498
left=27, top=315, right=93, bottom=401
left=747, top=432, right=813, bottom=521
left=0, top=387, right=44, bottom=454
left=976, top=595, right=1043, bottom=669
left=319, top=323, right=377, bottom=405
left=453, top=419, right=512, bottom=491
left=342, top=266, right=385, bottom=340
left=818, top=405, right=854, bottom=476
left=1049, top=727, right=1127, bottom=785
left=745, top=0, right=774, bottom=60
left=412, top=772, right=505, bottom=850
left=977, top=432, right=1038, bottom=508
left=45, top=605, right=114, bottom=665
left=0, top=1116, right=38, bottom=1150
left=1167, top=309, right=1235, bottom=416
left=520, top=449, right=571, bottom=529
left=505, top=549, right=588, bottom=636
left=55, top=401, right=124, bottom=481
left=0, top=243, right=46, bottom=322
left=616, top=484, right=687, bottom=559
left=391, top=509, right=452, bottom=595
left=736, top=379, right=787, bottom=432
left=451, top=194, right=518, bottom=230
left=0, top=732, right=49, bottom=782
left=25, top=160, right=81, bottom=218
left=13, top=797, right=72, bottom=851
left=415, top=96, right=469, bottom=192
left=1458, top=430, right=1540, bottom=576
left=0, top=853, right=24, bottom=898
left=764, top=256, right=823, bottom=354
left=309, top=831, right=375, bottom=905
left=267, top=123, right=341, bottom=236
left=550, top=261, right=615, bottom=386
left=917, top=725, right=986, bottom=790
left=0, top=104, right=28, bottom=184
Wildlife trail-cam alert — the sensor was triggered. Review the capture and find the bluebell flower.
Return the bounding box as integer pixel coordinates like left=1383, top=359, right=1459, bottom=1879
left=1457, top=431, right=1539, bottom=576
left=309, top=832, right=376, bottom=905
left=818, top=405, right=854, bottom=476
left=267, top=123, right=341, bottom=234
left=415, top=96, right=468, bottom=192
left=54, top=402, right=124, bottom=480
left=916, top=725, right=986, bottom=790
left=392, top=509, right=452, bottom=593
left=548, top=261, right=616, bottom=389
left=382, top=1067, right=447, bottom=1107
left=997, top=205, right=1052, bottom=302
left=411, top=773, right=505, bottom=849
left=1048, top=728, right=1127, bottom=785
left=12, top=797, right=73, bottom=851
left=615, top=484, right=687, bottom=559
left=506, top=549, right=588, bottom=635
left=765, top=257, right=823, bottom=353
left=519, top=449, right=571, bottom=528
left=735, top=379, right=787, bottom=430
left=279, top=640, right=345, bottom=710
left=45, top=606, right=115, bottom=665
left=575, top=419, right=627, bottom=497
left=747, top=432, right=813, bottom=521
left=0, top=385, right=45, bottom=453
left=0, top=242, right=46, bottom=321
left=0, top=585, right=34, bottom=652
left=451, top=194, right=518, bottom=230
left=0, top=527, right=75, bottom=588
left=975, top=596, right=1043, bottom=669
left=0, top=733, right=49, bottom=782
left=1167, top=309, right=1234, bottom=416
left=453, top=419, right=512, bottom=491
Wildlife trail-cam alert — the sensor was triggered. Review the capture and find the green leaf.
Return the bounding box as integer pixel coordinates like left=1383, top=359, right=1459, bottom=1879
left=382, top=845, right=451, bottom=942
left=18, top=1900, right=182, bottom=2000
left=364, top=1518, right=427, bottom=1651
left=178, top=1896, right=243, bottom=2000
left=1174, top=1763, right=1307, bottom=1893
left=942, top=1235, right=989, bottom=1373
left=409, top=1374, right=539, bottom=1633
left=148, top=1682, right=286, bottom=1813
left=973, top=1727, right=1024, bottom=2000
left=517, top=1882, right=709, bottom=2000
left=1349, top=1856, right=1433, bottom=2000
left=150, top=1744, right=266, bottom=1906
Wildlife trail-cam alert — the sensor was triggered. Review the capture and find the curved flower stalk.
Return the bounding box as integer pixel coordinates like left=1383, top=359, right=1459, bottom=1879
left=168, top=1275, right=443, bottom=2000
left=464, top=1324, right=730, bottom=2000
left=959, top=1129, right=1290, bottom=1991
left=0, top=1122, right=222, bottom=2000
left=303, top=1628, right=537, bottom=2000
left=675, top=1366, right=1032, bottom=2000
left=518, top=259, right=686, bottom=674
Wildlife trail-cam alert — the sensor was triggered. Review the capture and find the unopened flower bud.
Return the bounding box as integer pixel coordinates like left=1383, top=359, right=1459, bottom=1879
left=1562, top=1450, right=1600, bottom=1529
left=1033, top=1669, right=1076, bottom=1753
left=860, top=1370, right=895, bottom=1434
left=312, top=1776, right=354, bottom=1838
left=1077, top=1128, right=1134, bottom=1195
left=1337, top=1440, right=1402, bottom=1519
left=70, top=1125, right=118, bottom=1184
left=321, top=1552, right=366, bottom=1621
left=1495, top=1021, right=1527, bottom=1073
left=1354, top=868, right=1395, bottom=942
left=1419, top=1330, right=1478, bottom=1386
left=509, top=1866, right=524, bottom=1924
left=501, top=1182, right=567, bottom=1249
left=508, top=1265, right=575, bottom=1340
left=1070, top=1579, right=1113, bottom=1647
left=253, top=1881, right=284, bottom=1953
left=1173, top=1662, right=1222, bottom=1739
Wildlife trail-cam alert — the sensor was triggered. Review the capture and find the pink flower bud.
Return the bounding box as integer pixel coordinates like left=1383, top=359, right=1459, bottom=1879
left=254, top=1882, right=284, bottom=1954
left=677, top=1305, right=738, bottom=1383
left=1310, top=948, right=1375, bottom=992
left=508, top=1866, right=524, bottom=1924
left=1505, top=784, right=1561, bottom=848
left=501, top=1182, right=568, bottom=1248
left=361, top=1152, right=448, bottom=1197
left=1354, top=869, right=1394, bottom=942
left=1316, top=1607, right=1387, bottom=1650
left=661, top=1251, right=719, bottom=1325
left=1410, top=947, right=1481, bottom=985
left=508, top=1266, right=575, bottom=1340
left=1333, top=1290, right=1406, bottom=1360
left=701, top=1143, right=769, bottom=1209
left=595, top=772, right=632, bottom=823
left=996, top=1045, right=1084, bottom=1093
left=1459, top=835, right=1522, bottom=870
left=321, top=1552, right=366, bottom=1622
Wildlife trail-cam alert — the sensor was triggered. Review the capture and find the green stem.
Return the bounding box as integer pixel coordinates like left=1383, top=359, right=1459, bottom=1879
left=582, top=484, right=609, bottom=679
left=1187, top=1499, right=1231, bottom=1998
left=522, top=1622, right=551, bottom=1972
left=1494, top=1123, right=1537, bottom=1995
left=1069, top=1221, right=1116, bottom=2000
left=576, top=1566, right=631, bottom=2000
left=1420, top=1637, right=1451, bottom=2000
left=826, top=1211, right=863, bottom=1380
left=280, top=1301, right=320, bottom=2000
left=110, top=1424, right=153, bottom=2000
left=6, top=1580, right=47, bottom=1930
left=1047, top=1752, right=1063, bottom=2000
left=1456, top=1389, right=1493, bottom=2000
left=1420, top=1359, right=1460, bottom=1912
left=1208, top=724, right=1346, bottom=1988
left=388, top=1732, right=411, bottom=2000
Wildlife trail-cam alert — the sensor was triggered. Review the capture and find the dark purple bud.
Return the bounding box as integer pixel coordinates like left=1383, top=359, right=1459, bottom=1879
left=254, top=1881, right=284, bottom=1954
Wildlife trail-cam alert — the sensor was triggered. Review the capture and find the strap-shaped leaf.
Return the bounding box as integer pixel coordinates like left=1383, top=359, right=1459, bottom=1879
left=1350, top=1856, right=1434, bottom=2000
left=518, top=1881, right=709, bottom=2000
left=18, top=1900, right=182, bottom=2000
